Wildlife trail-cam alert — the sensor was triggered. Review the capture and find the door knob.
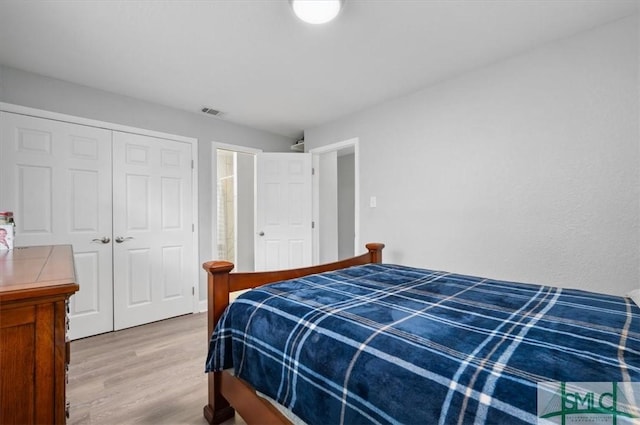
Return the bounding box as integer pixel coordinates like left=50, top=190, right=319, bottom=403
left=115, top=236, right=134, bottom=243
left=258, top=231, right=265, bottom=236
left=91, top=237, right=111, bottom=244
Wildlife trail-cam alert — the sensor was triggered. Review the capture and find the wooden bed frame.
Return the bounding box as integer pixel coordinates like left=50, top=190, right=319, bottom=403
left=202, top=242, right=385, bottom=425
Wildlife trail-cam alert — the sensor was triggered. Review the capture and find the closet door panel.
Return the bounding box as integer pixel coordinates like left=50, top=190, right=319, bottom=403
left=112, top=131, right=194, bottom=330
left=0, top=112, right=114, bottom=340
left=126, top=248, right=153, bottom=305
left=18, top=165, right=53, bottom=234
left=72, top=251, right=101, bottom=315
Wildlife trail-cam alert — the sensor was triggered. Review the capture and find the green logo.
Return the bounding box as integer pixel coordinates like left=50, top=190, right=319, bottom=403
left=537, top=381, right=640, bottom=424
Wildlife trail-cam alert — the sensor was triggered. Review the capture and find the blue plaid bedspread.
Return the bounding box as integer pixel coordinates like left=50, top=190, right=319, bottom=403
left=205, top=263, right=640, bottom=424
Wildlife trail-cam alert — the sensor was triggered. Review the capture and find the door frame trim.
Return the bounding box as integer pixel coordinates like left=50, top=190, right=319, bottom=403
left=208, top=142, right=263, bottom=312
left=309, top=137, right=360, bottom=264
left=0, top=103, right=195, bottom=142
left=0, top=102, right=201, bottom=315
left=211, top=142, right=262, bottom=261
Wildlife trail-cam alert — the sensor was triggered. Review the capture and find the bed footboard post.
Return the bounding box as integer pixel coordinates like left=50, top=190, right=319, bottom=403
left=202, top=261, right=236, bottom=424
left=365, top=243, right=385, bottom=263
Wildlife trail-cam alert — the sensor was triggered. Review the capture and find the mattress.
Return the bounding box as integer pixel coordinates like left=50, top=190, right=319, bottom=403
left=206, top=263, right=640, bottom=424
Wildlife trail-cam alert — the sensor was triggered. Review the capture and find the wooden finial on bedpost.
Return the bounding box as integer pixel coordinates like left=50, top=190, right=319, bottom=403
left=365, top=243, right=385, bottom=264
left=202, top=261, right=235, bottom=338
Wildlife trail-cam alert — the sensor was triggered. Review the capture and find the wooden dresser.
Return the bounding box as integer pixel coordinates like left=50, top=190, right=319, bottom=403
left=0, top=245, right=79, bottom=424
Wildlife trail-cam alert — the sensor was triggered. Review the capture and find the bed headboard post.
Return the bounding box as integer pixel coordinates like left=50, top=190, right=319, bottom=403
left=365, top=242, right=385, bottom=264
left=203, top=260, right=235, bottom=338
left=202, top=260, right=236, bottom=424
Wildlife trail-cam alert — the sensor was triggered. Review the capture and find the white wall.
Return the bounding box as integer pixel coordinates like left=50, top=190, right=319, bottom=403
left=0, top=65, right=293, bottom=301
left=305, top=16, right=639, bottom=296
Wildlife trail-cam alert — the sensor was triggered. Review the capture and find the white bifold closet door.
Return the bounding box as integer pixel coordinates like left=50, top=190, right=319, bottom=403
left=112, top=132, right=194, bottom=330
left=0, top=112, right=114, bottom=339
left=0, top=112, right=194, bottom=339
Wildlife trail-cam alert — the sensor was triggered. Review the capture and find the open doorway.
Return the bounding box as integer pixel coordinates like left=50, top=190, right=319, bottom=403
left=213, top=140, right=350, bottom=271
left=214, top=144, right=260, bottom=272
left=310, top=138, right=360, bottom=264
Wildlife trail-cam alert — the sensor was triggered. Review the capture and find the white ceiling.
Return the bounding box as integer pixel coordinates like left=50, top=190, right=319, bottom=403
left=0, top=1, right=637, bottom=139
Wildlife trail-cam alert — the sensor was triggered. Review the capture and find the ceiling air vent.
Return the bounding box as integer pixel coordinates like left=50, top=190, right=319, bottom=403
left=201, top=107, right=223, bottom=117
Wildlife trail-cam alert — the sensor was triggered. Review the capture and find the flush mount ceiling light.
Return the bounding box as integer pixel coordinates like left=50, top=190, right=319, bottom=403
left=291, top=0, right=343, bottom=24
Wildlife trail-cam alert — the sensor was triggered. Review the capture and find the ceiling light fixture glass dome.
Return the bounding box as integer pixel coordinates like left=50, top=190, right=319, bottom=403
left=291, top=0, right=343, bottom=25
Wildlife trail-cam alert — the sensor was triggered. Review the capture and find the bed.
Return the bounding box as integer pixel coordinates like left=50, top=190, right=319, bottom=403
left=202, top=243, right=640, bottom=424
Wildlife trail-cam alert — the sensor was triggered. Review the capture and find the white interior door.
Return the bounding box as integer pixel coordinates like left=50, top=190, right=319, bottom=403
left=112, top=132, right=194, bottom=330
left=255, top=153, right=312, bottom=271
left=0, top=112, right=114, bottom=340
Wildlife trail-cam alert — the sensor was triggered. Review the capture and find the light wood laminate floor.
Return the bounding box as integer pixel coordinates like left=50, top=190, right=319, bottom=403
left=68, top=313, right=243, bottom=425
